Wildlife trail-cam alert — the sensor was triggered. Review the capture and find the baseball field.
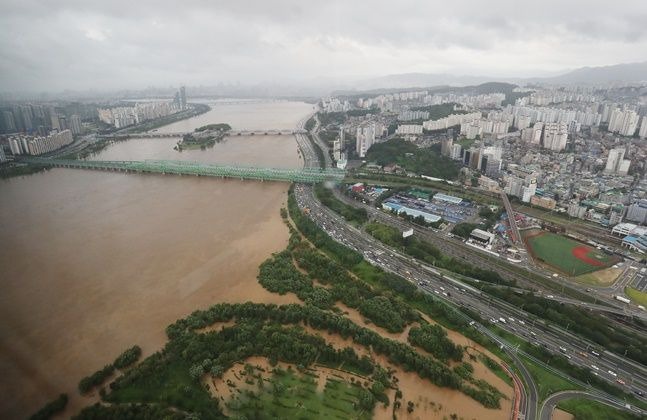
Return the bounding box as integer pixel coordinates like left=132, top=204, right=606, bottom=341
left=522, top=229, right=622, bottom=276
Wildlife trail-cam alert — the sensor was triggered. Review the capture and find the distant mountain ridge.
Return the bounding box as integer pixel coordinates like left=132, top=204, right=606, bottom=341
left=353, top=61, right=647, bottom=90
left=538, top=61, right=647, bottom=84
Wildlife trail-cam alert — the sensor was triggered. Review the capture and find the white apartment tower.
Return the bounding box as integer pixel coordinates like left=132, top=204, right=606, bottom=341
left=356, top=123, right=376, bottom=158
left=639, top=116, right=647, bottom=139
left=542, top=122, right=568, bottom=151
left=605, top=148, right=625, bottom=173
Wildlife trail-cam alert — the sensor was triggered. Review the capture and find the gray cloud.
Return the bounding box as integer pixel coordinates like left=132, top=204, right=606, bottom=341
left=1, top=0, right=646, bottom=92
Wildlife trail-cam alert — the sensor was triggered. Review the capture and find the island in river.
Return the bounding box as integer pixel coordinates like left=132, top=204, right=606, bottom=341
left=176, top=123, right=232, bottom=151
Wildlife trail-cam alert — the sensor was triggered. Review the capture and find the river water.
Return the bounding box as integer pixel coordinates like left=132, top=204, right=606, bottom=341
left=0, top=100, right=313, bottom=417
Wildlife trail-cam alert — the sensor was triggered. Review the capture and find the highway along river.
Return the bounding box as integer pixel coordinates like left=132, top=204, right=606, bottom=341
left=0, top=99, right=313, bottom=417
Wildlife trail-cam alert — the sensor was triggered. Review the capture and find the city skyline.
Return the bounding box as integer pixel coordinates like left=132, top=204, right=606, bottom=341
left=1, top=0, right=647, bottom=92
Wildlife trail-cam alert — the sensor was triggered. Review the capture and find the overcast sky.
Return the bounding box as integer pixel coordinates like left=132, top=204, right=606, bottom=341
left=1, top=0, right=646, bottom=92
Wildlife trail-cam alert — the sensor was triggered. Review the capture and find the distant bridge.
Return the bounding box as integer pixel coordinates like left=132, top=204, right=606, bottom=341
left=21, top=157, right=345, bottom=184
left=100, top=129, right=306, bottom=139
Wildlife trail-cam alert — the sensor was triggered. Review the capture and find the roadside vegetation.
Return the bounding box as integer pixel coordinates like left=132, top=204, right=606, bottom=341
left=522, top=357, right=578, bottom=401
left=625, top=286, right=647, bottom=306
left=481, top=286, right=647, bottom=367
left=314, top=184, right=368, bottom=226
left=364, top=222, right=513, bottom=286
left=557, top=398, right=643, bottom=420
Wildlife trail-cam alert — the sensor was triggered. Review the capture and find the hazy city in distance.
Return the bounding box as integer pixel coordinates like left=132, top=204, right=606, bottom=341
left=2, top=1, right=647, bottom=420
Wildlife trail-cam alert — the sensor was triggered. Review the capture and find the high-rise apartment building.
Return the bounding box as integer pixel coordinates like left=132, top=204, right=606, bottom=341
left=605, top=148, right=625, bottom=173
left=441, top=137, right=453, bottom=156
left=626, top=200, right=647, bottom=224
left=639, top=116, right=647, bottom=139
left=2, top=110, right=16, bottom=133
left=180, top=86, right=187, bottom=110
left=356, top=123, right=376, bottom=158
left=542, top=122, right=568, bottom=151
left=70, top=115, right=82, bottom=135
left=608, top=109, right=639, bottom=136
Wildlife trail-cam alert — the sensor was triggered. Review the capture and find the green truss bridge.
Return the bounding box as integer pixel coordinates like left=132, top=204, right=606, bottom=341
left=21, top=157, right=346, bottom=184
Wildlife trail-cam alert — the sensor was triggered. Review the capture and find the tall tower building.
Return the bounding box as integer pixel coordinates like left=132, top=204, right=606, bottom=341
left=542, top=122, right=568, bottom=151
left=441, top=137, right=453, bottom=156
left=639, top=116, right=647, bottom=139
left=179, top=86, right=187, bottom=110
left=70, top=115, right=82, bottom=135
left=355, top=123, right=376, bottom=158
left=2, top=111, right=16, bottom=133
left=605, top=148, right=625, bottom=173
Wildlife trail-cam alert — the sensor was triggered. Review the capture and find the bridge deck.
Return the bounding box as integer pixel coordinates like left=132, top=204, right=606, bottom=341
left=99, top=129, right=307, bottom=139
left=21, top=158, right=345, bottom=184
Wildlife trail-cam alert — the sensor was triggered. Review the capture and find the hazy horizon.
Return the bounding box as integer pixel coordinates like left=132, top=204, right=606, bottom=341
left=1, top=0, right=647, bottom=93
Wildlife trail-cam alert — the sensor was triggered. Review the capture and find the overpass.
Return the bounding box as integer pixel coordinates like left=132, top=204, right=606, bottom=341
left=99, top=129, right=307, bottom=139
left=501, top=191, right=523, bottom=247
left=20, top=157, right=345, bottom=184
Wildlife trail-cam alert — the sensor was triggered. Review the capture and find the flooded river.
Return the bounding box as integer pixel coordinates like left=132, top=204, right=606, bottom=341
left=0, top=100, right=312, bottom=417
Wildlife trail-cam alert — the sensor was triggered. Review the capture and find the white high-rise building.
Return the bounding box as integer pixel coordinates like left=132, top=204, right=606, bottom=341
left=356, top=123, right=376, bottom=158
left=70, top=115, right=82, bottom=135
left=450, top=144, right=462, bottom=160
left=639, top=116, right=647, bottom=139
left=605, top=148, right=625, bottom=173
left=609, top=109, right=639, bottom=136
left=542, top=122, right=568, bottom=151
left=396, top=124, right=423, bottom=135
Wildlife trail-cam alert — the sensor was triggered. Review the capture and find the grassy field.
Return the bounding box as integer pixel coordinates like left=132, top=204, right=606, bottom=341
left=557, top=398, right=643, bottom=420
left=523, top=230, right=620, bottom=277
left=521, top=357, right=580, bottom=402
left=574, top=267, right=623, bottom=287
left=226, top=367, right=373, bottom=419
left=625, top=287, right=647, bottom=307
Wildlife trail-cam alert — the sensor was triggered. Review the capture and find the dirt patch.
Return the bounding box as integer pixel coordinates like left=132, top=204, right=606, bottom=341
left=575, top=267, right=623, bottom=287
left=552, top=408, right=575, bottom=420
left=572, top=246, right=605, bottom=267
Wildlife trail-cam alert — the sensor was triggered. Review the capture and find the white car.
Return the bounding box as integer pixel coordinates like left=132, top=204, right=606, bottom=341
left=591, top=365, right=600, bottom=371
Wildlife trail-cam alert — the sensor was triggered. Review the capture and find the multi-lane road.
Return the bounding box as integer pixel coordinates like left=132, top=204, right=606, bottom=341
left=292, top=118, right=647, bottom=419
left=330, top=187, right=647, bottom=324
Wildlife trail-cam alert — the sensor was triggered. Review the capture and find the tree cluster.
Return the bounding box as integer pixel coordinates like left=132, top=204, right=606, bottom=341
left=29, top=394, right=68, bottom=420
left=315, top=184, right=368, bottom=225
left=408, top=324, right=464, bottom=362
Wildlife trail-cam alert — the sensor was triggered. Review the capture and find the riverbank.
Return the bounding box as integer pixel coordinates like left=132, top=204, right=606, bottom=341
left=0, top=100, right=312, bottom=418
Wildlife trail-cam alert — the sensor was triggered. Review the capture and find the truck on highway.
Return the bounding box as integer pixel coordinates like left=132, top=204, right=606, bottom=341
left=614, top=295, right=631, bottom=304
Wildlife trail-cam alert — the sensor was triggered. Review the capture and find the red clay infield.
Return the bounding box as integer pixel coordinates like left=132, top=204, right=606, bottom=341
left=572, top=246, right=605, bottom=266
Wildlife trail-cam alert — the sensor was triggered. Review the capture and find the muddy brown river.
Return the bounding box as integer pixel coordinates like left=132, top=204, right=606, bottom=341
left=0, top=100, right=312, bottom=417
